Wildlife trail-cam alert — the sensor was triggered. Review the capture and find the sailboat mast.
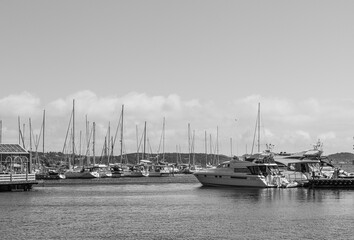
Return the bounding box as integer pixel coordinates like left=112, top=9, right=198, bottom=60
left=43, top=109, right=45, bottom=156
left=29, top=118, right=32, bottom=173
left=0, top=120, right=2, bottom=144
left=72, top=99, right=75, bottom=166
left=257, top=102, right=260, bottom=153
left=93, top=122, right=96, bottom=166
left=162, top=117, right=165, bottom=161
left=205, top=131, right=207, bottom=167
left=188, top=123, right=191, bottom=165
left=120, top=105, right=124, bottom=165
left=143, top=121, right=146, bottom=160
left=217, top=126, right=219, bottom=165
left=107, top=122, right=111, bottom=165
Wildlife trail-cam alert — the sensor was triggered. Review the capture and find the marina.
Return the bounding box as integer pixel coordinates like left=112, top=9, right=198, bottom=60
left=1, top=175, right=354, bottom=240
left=2, top=1, right=354, bottom=239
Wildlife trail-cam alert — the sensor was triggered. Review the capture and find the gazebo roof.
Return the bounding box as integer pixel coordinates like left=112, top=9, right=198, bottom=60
left=0, top=144, right=28, bottom=154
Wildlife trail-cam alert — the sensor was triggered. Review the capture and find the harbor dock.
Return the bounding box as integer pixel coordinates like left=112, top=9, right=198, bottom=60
left=308, top=178, right=354, bottom=189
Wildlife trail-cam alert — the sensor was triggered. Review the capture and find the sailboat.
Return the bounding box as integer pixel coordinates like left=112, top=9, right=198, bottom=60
left=146, top=117, right=173, bottom=177
left=64, top=100, right=99, bottom=179
left=120, top=108, right=144, bottom=177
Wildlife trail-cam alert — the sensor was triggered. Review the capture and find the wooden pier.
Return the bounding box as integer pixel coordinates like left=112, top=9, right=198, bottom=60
left=308, top=178, right=354, bottom=189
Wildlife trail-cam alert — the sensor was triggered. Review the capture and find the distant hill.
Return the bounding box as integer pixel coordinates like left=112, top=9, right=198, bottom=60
left=40, top=151, right=354, bottom=166
left=327, top=152, right=354, bottom=164
left=39, top=151, right=232, bottom=167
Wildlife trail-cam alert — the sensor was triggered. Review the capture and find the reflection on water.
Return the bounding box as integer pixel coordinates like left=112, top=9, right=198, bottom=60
left=0, top=176, right=353, bottom=240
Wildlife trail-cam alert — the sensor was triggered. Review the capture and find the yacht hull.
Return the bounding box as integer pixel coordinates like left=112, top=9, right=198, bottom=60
left=64, top=171, right=99, bottom=179
left=194, top=173, right=275, bottom=188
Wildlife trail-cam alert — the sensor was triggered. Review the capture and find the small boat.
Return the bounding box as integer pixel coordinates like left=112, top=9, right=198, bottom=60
left=92, top=164, right=112, bottom=178
left=147, top=164, right=172, bottom=177
left=110, top=164, right=123, bottom=178
left=178, top=164, right=193, bottom=174
left=194, top=156, right=293, bottom=188
left=36, top=168, right=66, bottom=180
left=64, top=167, right=100, bottom=179
left=121, top=164, right=144, bottom=177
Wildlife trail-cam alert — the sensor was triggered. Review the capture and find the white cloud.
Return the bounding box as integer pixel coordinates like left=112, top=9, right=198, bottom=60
left=0, top=92, right=42, bottom=116
left=317, top=132, right=336, bottom=141
left=2, top=91, right=354, bottom=155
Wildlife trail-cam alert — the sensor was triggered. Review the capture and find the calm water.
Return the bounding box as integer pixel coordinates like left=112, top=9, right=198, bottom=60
left=1, top=175, right=354, bottom=240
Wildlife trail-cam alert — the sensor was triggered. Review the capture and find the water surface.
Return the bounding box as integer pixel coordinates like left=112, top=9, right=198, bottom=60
left=1, top=175, right=353, bottom=240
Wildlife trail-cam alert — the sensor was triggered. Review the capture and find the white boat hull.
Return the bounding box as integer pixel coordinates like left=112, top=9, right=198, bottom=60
left=194, top=172, right=277, bottom=188
left=64, top=171, right=99, bottom=179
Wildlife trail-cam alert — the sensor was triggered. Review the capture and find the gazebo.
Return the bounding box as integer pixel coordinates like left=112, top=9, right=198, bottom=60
left=0, top=144, right=37, bottom=191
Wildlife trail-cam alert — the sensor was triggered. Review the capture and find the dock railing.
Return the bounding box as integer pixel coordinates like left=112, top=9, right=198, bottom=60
left=0, top=173, right=36, bottom=182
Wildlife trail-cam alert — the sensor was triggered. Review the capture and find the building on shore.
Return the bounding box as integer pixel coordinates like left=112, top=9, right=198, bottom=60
left=0, top=144, right=37, bottom=191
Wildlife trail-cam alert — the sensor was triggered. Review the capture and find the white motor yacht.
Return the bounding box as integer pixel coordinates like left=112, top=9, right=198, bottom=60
left=194, top=156, right=293, bottom=188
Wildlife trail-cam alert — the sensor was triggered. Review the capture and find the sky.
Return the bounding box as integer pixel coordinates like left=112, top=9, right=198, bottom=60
left=1, top=1, right=354, bottom=156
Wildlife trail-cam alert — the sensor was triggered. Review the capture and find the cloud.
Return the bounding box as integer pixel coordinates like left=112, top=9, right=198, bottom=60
left=317, top=132, right=336, bottom=141
left=1, top=91, right=354, bottom=155
left=0, top=92, right=42, bottom=116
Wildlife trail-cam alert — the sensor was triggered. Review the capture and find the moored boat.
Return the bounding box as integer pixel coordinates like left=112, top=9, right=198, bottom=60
left=36, top=168, right=66, bottom=180
left=64, top=167, right=99, bottom=179
left=194, top=156, right=294, bottom=188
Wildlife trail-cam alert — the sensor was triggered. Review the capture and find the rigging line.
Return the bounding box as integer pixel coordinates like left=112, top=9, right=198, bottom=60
left=136, top=127, right=145, bottom=156
left=99, top=137, right=106, bottom=164
left=99, top=123, right=111, bottom=162
left=251, top=111, right=258, bottom=155
left=84, top=126, right=93, bottom=157
left=62, top=110, right=73, bottom=153
left=156, top=119, right=164, bottom=154
left=112, top=110, right=122, bottom=148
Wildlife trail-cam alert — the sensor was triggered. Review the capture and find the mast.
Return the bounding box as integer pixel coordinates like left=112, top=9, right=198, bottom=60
left=188, top=123, right=191, bottom=165
left=23, top=123, right=25, bottom=146
left=205, top=130, right=207, bottom=167
left=120, top=105, right=124, bottom=165
left=42, top=109, right=45, bottom=157
left=162, top=117, right=165, bottom=161
left=209, top=134, right=212, bottom=165
left=72, top=99, right=75, bottom=167
left=136, top=125, right=139, bottom=164
left=18, top=116, right=20, bottom=145
left=192, top=130, right=195, bottom=167
left=0, top=120, right=2, bottom=144
left=143, top=121, right=146, bottom=159
left=93, top=122, right=96, bottom=166
left=107, top=121, right=111, bottom=165
left=85, top=115, right=88, bottom=163
left=257, top=102, right=260, bottom=153
left=29, top=118, right=32, bottom=173
left=216, top=126, right=219, bottom=165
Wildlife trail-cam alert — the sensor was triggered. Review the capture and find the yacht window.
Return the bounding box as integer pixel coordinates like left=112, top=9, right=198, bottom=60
left=268, top=166, right=279, bottom=175
left=247, top=166, right=261, bottom=175
left=234, top=168, right=251, bottom=174
left=288, top=164, right=295, bottom=171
